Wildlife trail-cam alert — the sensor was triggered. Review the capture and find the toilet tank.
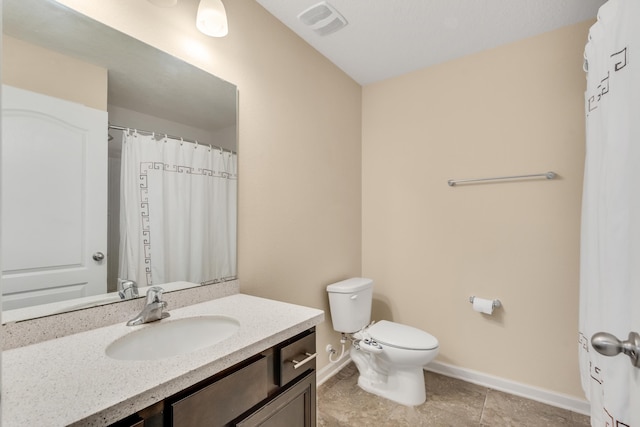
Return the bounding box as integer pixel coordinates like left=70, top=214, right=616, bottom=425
left=326, top=277, right=373, bottom=333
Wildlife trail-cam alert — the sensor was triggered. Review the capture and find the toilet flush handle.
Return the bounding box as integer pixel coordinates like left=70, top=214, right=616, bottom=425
left=350, top=295, right=358, bottom=300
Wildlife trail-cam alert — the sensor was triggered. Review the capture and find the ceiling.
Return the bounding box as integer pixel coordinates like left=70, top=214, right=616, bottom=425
left=255, top=0, right=607, bottom=85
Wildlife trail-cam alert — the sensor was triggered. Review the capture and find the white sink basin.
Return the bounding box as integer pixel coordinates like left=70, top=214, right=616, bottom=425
left=106, top=315, right=240, bottom=361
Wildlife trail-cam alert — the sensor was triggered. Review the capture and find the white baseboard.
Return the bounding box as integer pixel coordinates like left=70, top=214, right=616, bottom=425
left=316, top=356, right=590, bottom=416
left=426, top=361, right=590, bottom=416
left=316, top=352, right=353, bottom=387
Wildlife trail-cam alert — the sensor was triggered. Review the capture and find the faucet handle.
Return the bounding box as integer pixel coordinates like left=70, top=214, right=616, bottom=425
left=146, top=286, right=165, bottom=304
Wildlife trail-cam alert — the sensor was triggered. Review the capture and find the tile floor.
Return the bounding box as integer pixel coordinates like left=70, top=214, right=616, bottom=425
left=317, top=363, right=591, bottom=426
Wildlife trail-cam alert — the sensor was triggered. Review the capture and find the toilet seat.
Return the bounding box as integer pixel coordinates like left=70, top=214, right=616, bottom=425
left=367, top=320, right=438, bottom=350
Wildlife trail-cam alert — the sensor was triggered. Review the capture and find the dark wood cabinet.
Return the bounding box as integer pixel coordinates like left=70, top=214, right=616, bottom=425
left=109, top=401, right=164, bottom=427
left=277, top=330, right=317, bottom=387
left=235, top=371, right=316, bottom=427
left=109, top=416, right=145, bottom=427
left=172, top=356, right=269, bottom=427
left=109, top=328, right=316, bottom=427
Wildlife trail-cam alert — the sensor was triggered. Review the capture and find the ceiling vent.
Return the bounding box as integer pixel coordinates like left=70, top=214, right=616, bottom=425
left=297, top=1, right=348, bottom=36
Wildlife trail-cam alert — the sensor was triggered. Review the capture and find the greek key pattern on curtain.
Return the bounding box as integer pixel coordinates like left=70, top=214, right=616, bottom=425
left=119, top=130, right=237, bottom=287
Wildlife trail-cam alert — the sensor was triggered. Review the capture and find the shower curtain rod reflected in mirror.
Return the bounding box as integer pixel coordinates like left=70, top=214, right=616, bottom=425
left=108, top=124, right=237, bottom=154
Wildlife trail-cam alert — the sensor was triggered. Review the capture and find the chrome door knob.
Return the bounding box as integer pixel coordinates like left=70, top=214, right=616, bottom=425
left=92, top=251, right=105, bottom=261
left=591, top=331, right=640, bottom=368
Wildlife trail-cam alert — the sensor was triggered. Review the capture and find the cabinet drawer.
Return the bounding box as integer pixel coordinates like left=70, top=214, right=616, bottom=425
left=172, top=356, right=268, bottom=427
left=109, top=415, right=144, bottom=427
left=278, top=331, right=316, bottom=386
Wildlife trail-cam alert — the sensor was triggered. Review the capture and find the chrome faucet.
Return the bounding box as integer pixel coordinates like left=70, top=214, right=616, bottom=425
left=118, top=279, right=139, bottom=300
left=126, top=286, right=170, bottom=326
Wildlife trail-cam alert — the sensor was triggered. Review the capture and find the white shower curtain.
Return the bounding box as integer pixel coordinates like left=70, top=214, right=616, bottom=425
left=118, top=131, right=237, bottom=287
left=579, top=0, right=640, bottom=425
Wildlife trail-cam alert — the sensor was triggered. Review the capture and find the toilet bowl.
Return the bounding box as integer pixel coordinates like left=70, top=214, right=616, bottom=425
left=326, top=278, right=439, bottom=406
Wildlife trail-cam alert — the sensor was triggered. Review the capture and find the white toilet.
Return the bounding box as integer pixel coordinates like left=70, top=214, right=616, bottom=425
left=326, top=277, right=439, bottom=406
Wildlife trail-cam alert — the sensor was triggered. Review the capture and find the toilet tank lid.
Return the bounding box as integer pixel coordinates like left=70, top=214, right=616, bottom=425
left=368, top=320, right=439, bottom=350
left=326, top=277, right=373, bottom=293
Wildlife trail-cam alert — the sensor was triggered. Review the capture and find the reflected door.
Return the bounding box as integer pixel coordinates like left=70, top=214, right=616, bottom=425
left=1, top=85, right=108, bottom=310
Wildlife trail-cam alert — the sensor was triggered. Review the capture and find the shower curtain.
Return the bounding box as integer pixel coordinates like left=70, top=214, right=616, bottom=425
left=579, top=0, right=640, bottom=425
left=118, top=131, right=237, bottom=287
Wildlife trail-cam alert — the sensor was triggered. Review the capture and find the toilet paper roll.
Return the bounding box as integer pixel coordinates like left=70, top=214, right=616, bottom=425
left=472, top=297, right=494, bottom=315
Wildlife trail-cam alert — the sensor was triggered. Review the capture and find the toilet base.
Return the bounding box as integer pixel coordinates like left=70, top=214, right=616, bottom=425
left=356, top=366, right=426, bottom=406
left=350, top=348, right=427, bottom=406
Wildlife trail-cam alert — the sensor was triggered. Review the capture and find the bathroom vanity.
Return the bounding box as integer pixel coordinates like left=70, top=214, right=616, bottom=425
left=112, top=328, right=317, bottom=427
left=2, top=293, right=324, bottom=426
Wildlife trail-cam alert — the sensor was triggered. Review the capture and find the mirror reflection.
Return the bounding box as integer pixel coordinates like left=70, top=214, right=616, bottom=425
left=1, top=0, right=238, bottom=322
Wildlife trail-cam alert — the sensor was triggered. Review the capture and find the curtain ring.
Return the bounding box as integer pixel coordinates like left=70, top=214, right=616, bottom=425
left=195, top=140, right=199, bottom=149
left=208, top=144, right=212, bottom=152
left=180, top=137, right=184, bottom=146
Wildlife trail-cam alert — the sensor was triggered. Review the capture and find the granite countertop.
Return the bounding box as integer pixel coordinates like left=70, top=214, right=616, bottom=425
left=2, top=294, right=324, bottom=427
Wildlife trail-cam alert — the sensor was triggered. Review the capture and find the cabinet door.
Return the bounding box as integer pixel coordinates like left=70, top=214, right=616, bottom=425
left=235, top=371, right=316, bottom=427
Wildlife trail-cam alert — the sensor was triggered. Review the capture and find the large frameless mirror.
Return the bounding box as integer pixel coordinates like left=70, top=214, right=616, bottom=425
left=2, top=0, right=238, bottom=322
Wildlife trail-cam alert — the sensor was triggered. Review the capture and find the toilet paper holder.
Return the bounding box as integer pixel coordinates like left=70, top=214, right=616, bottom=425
left=469, top=296, right=501, bottom=309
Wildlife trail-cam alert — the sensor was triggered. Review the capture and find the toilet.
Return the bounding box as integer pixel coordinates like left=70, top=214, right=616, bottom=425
left=326, top=277, right=439, bottom=406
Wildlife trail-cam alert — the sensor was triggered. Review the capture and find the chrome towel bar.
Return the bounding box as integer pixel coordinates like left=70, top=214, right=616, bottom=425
left=448, top=171, right=556, bottom=187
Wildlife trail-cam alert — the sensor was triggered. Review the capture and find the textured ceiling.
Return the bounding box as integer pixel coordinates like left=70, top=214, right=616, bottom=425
left=255, top=0, right=607, bottom=85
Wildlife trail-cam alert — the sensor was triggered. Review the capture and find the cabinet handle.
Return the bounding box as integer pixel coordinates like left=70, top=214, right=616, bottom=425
left=291, top=352, right=317, bottom=369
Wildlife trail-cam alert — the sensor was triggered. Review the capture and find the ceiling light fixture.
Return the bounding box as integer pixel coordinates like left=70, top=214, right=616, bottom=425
left=196, top=0, right=229, bottom=37
left=297, top=1, right=347, bottom=37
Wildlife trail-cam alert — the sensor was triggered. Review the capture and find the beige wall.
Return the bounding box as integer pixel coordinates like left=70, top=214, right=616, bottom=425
left=362, top=21, right=590, bottom=397
left=56, top=0, right=362, bottom=371
left=2, top=35, right=107, bottom=110
left=47, top=0, right=588, bottom=398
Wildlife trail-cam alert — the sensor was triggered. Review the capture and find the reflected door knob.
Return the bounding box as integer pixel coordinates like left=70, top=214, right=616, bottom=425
left=591, top=331, right=640, bottom=368
left=92, top=251, right=105, bottom=261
